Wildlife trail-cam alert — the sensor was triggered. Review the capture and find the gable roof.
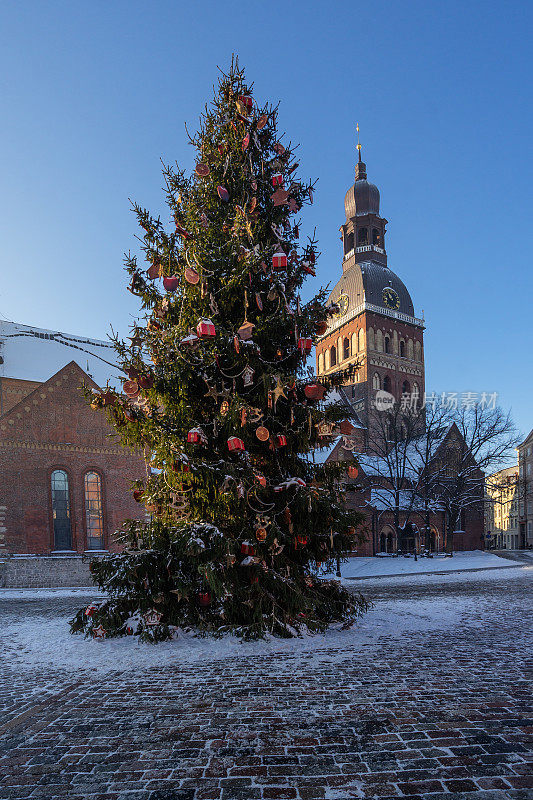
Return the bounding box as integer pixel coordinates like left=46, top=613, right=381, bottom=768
left=0, top=361, right=111, bottom=447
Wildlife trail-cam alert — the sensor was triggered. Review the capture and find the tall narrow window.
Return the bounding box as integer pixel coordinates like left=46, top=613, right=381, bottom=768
left=330, top=345, right=337, bottom=367
left=384, top=336, right=390, bottom=354
left=358, top=227, right=368, bottom=245
left=51, top=470, right=72, bottom=550
left=85, top=472, right=104, bottom=550
left=343, top=337, right=350, bottom=360
left=384, top=375, right=392, bottom=393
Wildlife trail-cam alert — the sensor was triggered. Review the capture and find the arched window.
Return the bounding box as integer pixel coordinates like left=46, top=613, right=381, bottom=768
left=399, top=340, right=405, bottom=358
left=376, top=330, right=383, bottom=352
left=383, top=375, right=392, bottom=393
left=357, top=227, right=368, bottom=245
left=85, top=472, right=104, bottom=551
left=351, top=331, right=358, bottom=354
left=384, top=336, right=390, bottom=354
left=372, top=373, right=381, bottom=390
left=343, top=337, right=350, bottom=360
left=51, top=470, right=72, bottom=550
left=407, top=339, right=414, bottom=360
left=358, top=328, right=365, bottom=352
left=344, top=231, right=354, bottom=253
left=402, top=380, right=411, bottom=395
left=373, top=228, right=382, bottom=247
left=325, top=349, right=330, bottom=370
left=413, top=382, right=420, bottom=409
left=318, top=352, right=324, bottom=375
left=415, top=341, right=422, bottom=362
left=330, top=345, right=337, bottom=367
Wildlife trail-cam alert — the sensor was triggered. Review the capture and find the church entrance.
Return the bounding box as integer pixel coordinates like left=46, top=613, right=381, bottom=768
left=379, top=526, right=395, bottom=553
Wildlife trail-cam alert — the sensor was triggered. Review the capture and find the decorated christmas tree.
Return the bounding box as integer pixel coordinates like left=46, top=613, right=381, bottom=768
left=72, top=59, right=367, bottom=641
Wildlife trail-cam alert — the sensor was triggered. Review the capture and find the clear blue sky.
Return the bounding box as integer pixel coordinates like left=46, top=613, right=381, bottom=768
left=1, top=1, right=531, bottom=436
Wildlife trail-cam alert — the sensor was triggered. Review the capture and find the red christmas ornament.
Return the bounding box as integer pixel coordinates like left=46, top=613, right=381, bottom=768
left=196, top=318, right=216, bottom=339
left=163, top=276, right=179, bottom=292
left=315, top=320, right=328, bottom=336
left=272, top=252, right=287, bottom=271
left=241, top=542, right=255, bottom=556
left=133, top=489, right=144, bottom=502
left=238, top=95, right=253, bottom=112
left=242, top=133, right=250, bottom=152
left=197, top=591, right=212, bottom=607
left=138, top=375, right=154, bottom=390
left=347, top=466, right=359, bottom=479
left=298, top=338, right=313, bottom=355
left=304, top=383, right=326, bottom=400
left=84, top=604, right=97, bottom=617
left=187, top=428, right=203, bottom=444
left=256, top=114, right=268, bottom=130
left=227, top=436, right=245, bottom=452
left=255, top=473, right=267, bottom=487
left=272, top=173, right=283, bottom=187
left=276, top=434, right=288, bottom=447
left=296, top=534, right=308, bottom=547
left=217, top=186, right=230, bottom=202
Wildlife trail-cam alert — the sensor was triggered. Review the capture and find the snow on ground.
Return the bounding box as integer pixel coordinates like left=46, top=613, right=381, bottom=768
left=326, top=549, right=516, bottom=579
left=1, top=592, right=467, bottom=677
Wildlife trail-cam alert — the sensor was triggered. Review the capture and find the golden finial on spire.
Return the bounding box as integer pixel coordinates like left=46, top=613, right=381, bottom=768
left=356, top=122, right=362, bottom=162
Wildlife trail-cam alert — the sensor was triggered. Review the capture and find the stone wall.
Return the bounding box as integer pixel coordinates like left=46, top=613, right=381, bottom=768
left=0, top=555, right=96, bottom=588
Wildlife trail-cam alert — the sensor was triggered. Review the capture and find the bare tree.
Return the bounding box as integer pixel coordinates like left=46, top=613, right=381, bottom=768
left=357, top=395, right=453, bottom=555
left=431, top=404, right=520, bottom=553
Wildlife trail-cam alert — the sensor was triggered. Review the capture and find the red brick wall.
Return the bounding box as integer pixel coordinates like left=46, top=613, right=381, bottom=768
left=0, top=377, right=42, bottom=415
left=0, top=362, right=144, bottom=555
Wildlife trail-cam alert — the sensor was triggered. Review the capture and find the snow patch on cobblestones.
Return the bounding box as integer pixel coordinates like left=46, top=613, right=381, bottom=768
left=1, top=594, right=467, bottom=677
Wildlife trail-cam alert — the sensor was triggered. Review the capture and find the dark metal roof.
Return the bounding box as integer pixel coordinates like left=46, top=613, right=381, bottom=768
left=327, top=261, right=415, bottom=318
left=344, top=178, right=380, bottom=219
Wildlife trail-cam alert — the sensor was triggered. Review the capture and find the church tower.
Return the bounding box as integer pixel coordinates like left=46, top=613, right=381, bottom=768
left=316, top=138, right=425, bottom=429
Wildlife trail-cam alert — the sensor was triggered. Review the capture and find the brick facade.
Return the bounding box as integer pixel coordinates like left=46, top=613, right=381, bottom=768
left=0, top=361, right=144, bottom=555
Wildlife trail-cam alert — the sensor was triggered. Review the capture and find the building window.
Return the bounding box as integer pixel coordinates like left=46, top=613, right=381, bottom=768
left=415, top=341, right=422, bottom=362
left=358, top=328, right=365, bottom=352
left=402, top=380, right=411, bottom=395
left=399, top=340, right=405, bottom=358
left=51, top=470, right=72, bottom=550
left=407, top=339, right=414, bottom=360
left=344, top=231, right=354, bottom=253
left=372, top=228, right=381, bottom=246
left=357, top=227, right=368, bottom=245
left=318, top=352, right=324, bottom=374
left=343, top=337, right=350, bottom=360
left=376, top=329, right=383, bottom=352
left=85, top=472, right=104, bottom=551
left=384, top=336, right=390, bottom=354
left=383, top=375, right=392, bottom=393
left=372, top=373, right=381, bottom=390
left=330, top=345, right=337, bottom=367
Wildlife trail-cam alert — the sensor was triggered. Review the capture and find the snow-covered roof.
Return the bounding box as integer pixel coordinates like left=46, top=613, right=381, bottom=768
left=311, top=437, right=342, bottom=465
left=0, top=320, right=120, bottom=388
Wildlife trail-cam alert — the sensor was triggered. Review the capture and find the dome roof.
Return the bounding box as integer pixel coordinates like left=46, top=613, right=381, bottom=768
left=327, top=261, right=415, bottom=318
left=344, top=159, right=380, bottom=219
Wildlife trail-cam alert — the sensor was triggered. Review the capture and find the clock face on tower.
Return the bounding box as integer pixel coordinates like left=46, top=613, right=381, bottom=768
left=336, top=293, right=349, bottom=316
left=382, top=287, right=400, bottom=310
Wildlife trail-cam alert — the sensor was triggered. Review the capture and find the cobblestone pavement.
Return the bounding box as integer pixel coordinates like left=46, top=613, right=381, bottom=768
left=0, top=569, right=532, bottom=800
